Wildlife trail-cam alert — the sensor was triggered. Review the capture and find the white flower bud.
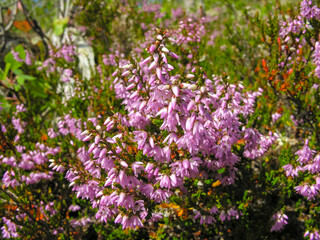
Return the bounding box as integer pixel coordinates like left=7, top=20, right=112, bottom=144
left=161, top=47, right=169, bottom=53
left=69, top=182, right=76, bottom=187
left=186, top=74, right=195, bottom=79
left=188, top=84, right=197, bottom=90
left=49, top=163, right=55, bottom=168
left=148, top=61, right=157, bottom=70
left=157, top=35, right=163, bottom=40
left=200, top=86, right=206, bottom=93
left=122, top=71, right=131, bottom=77
left=95, top=135, right=101, bottom=144
left=121, top=64, right=134, bottom=69
left=83, top=134, right=92, bottom=142
left=181, top=83, right=190, bottom=89
left=81, top=130, right=90, bottom=136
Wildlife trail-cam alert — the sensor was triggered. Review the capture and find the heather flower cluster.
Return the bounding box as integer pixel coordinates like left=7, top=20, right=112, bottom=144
left=11, top=49, right=34, bottom=66
left=38, top=45, right=76, bottom=72
left=1, top=217, right=20, bottom=239
left=55, top=30, right=277, bottom=230
left=283, top=140, right=320, bottom=200
left=279, top=0, right=320, bottom=78
left=270, top=211, right=288, bottom=232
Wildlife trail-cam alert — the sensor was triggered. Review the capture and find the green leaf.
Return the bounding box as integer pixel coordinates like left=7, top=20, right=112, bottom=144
left=15, top=45, right=26, bottom=59
left=17, top=76, right=25, bottom=85
left=53, top=17, right=69, bottom=36
left=14, top=84, right=21, bottom=91
left=2, top=63, right=11, bottom=80
left=272, top=177, right=279, bottom=186
left=23, top=75, right=36, bottom=81
left=13, top=69, right=23, bottom=76
left=26, top=81, right=47, bottom=98
left=204, top=179, right=212, bottom=185
left=14, top=69, right=36, bottom=86
left=4, top=52, right=22, bottom=70
left=243, top=190, right=248, bottom=200
left=13, top=69, right=36, bottom=81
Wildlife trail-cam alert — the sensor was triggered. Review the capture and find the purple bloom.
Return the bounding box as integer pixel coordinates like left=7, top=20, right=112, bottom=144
left=313, top=42, right=320, bottom=78
left=300, top=0, right=320, bottom=20
left=59, top=29, right=275, bottom=229
left=25, top=50, right=33, bottom=65
left=270, top=212, right=288, bottom=232
left=296, top=139, right=316, bottom=164
left=11, top=50, right=23, bottom=62
left=2, top=171, right=19, bottom=188
left=16, top=104, right=26, bottom=113
left=272, top=112, right=282, bottom=123
left=12, top=117, right=26, bottom=134
left=1, top=124, right=6, bottom=133
left=1, top=217, right=20, bottom=238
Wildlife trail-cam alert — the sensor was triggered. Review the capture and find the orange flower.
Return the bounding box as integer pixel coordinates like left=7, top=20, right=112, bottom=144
left=262, top=59, right=268, bottom=73
left=41, top=134, right=48, bottom=141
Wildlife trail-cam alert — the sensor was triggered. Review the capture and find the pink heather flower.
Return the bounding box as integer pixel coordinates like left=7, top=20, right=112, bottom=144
left=2, top=156, right=17, bottom=167
left=69, top=204, right=81, bottom=212
left=151, top=189, right=172, bottom=203
left=1, top=217, right=20, bottom=238
left=118, top=215, right=143, bottom=229
left=270, top=211, right=288, bottom=232
left=11, top=50, right=23, bottom=62
left=294, top=183, right=320, bottom=200
left=300, top=0, right=320, bottom=20
left=12, top=117, right=25, bottom=134
left=45, top=202, right=58, bottom=216
left=61, top=69, right=73, bottom=82
left=70, top=217, right=91, bottom=228
left=47, top=128, right=57, bottom=138
left=295, top=139, right=316, bottom=164
left=140, top=183, right=154, bottom=198
left=210, top=206, right=219, bottom=214
left=157, top=174, right=172, bottom=189
left=312, top=84, right=319, bottom=90
left=25, top=50, right=32, bottom=65
left=283, top=164, right=299, bottom=177
left=271, top=112, right=282, bottom=123
left=131, top=162, right=144, bottom=176
left=23, top=172, right=54, bottom=185
left=219, top=211, right=227, bottom=222
left=194, top=212, right=216, bottom=224
left=304, top=230, right=320, bottom=240
left=301, top=0, right=313, bottom=19
left=1, top=124, right=6, bottom=133
left=16, top=104, right=26, bottom=113
left=2, top=171, right=19, bottom=188
left=313, top=42, right=320, bottom=78
left=64, top=68, right=73, bottom=77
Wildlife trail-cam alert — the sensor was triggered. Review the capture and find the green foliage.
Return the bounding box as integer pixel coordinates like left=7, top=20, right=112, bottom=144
left=53, top=17, right=69, bottom=36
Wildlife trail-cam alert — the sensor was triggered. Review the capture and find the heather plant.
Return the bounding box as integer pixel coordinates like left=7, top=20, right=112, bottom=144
left=3, top=0, right=320, bottom=239
left=249, top=0, right=320, bottom=239
left=0, top=37, right=116, bottom=238
left=45, top=25, right=282, bottom=239
left=0, top=43, right=86, bottom=238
